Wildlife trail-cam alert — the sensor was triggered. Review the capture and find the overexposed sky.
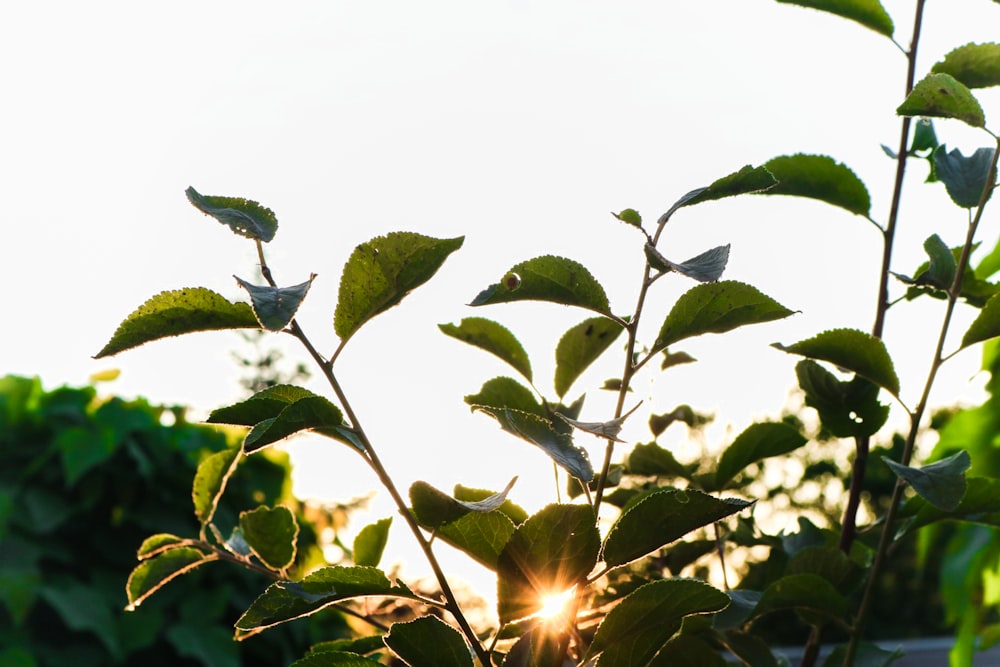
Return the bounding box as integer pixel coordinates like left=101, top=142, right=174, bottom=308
left=4, top=1, right=1000, bottom=586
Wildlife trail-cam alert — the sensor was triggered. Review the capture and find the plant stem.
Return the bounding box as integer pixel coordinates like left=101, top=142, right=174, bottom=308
left=844, top=141, right=1000, bottom=666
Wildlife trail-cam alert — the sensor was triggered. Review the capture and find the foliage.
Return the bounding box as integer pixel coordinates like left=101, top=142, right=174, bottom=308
left=93, top=2, right=1000, bottom=666
left=0, top=375, right=347, bottom=667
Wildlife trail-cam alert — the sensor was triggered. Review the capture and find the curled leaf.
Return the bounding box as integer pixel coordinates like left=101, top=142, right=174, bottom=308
left=186, top=187, right=278, bottom=242
left=555, top=402, right=642, bottom=443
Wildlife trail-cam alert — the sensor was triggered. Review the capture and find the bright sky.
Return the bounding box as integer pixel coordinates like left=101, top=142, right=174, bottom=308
left=4, top=1, right=1000, bottom=592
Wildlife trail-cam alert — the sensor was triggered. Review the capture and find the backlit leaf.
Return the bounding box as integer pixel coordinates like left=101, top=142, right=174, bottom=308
left=585, top=579, right=730, bottom=665
left=899, top=477, right=1000, bottom=532
left=751, top=573, right=848, bottom=620
left=796, top=361, right=889, bottom=438
left=933, top=146, right=996, bottom=208
left=244, top=398, right=344, bottom=454
left=653, top=281, right=794, bottom=354
left=627, top=442, right=692, bottom=478
left=613, top=208, right=643, bottom=228
left=773, top=328, right=899, bottom=396
left=470, top=255, right=612, bottom=316
left=410, top=477, right=518, bottom=529
left=659, top=165, right=777, bottom=222
left=136, top=534, right=187, bottom=559
left=554, top=317, right=625, bottom=397
left=455, top=484, right=528, bottom=524
left=95, top=288, right=259, bottom=358
left=932, top=43, right=1000, bottom=89
left=384, top=616, right=473, bottom=667
left=439, top=317, right=532, bottom=381
left=289, top=652, right=383, bottom=666
left=883, top=450, right=970, bottom=511
left=438, top=510, right=517, bottom=570
left=897, top=73, right=985, bottom=128
left=713, top=422, right=808, bottom=490
left=602, top=489, right=752, bottom=567
left=497, top=504, right=600, bottom=623
left=963, top=292, right=1000, bottom=348
left=556, top=403, right=641, bottom=443
left=353, top=518, right=391, bottom=567
left=334, top=232, right=463, bottom=342
left=126, top=547, right=216, bottom=610
left=235, top=274, right=316, bottom=331
left=464, top=377, right=543, bottom=417
left=760, top=154, right=871, bottom=216
left=775, top=0, right=893, bottom=37
left=239, top=505, right=298, bottom=571
left=193, top=446, right=241, bottom=525
left=186, top=187, right=278, bottom=242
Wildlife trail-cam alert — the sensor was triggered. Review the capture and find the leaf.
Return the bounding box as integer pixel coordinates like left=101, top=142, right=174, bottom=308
left=786, top=546, right=864, bottom=591
left=627, top=442, right=691, bottom=478
left=410, top=477, right=518, bottom=529
left=649, top=634, right=727, bottom=667
left=290, top=652, right=384, bottom=666
left=496, top=504, right=600, bottom=623
left=95, top=288, right=259, bottom=358
left=751, top=573, right=849, bottom=620
left=334, top=232, right=464, bottom=341
left=910, top=118, right=939, bottom=153
left=601, top=489, right=752, bottom=568
left=136, top=534, right=187, bottom=559
left=239, top=505, right=299, bottom=571
left=775, top=0, right=893, bottom=37
left=584, top=579, right=730, bottom=665
left=235, top=274, right=316, bottom=331
left=185, top=186, right=278, bottom=242
left=464, top=376, right=544, bottom=416
left=760, top=154, right=871, bottom=216
left=897, top=73, right=986, bottom=128
left=125, top=547, right=216, bottom=610
left=713, top=422, right=808, bottom=491
left=555, top=402, right=641, bottom=443
left=933, top=146, right=996, bottom=208
left=795, top=361, right=889, bottom=438
left=437, top=510, right=517, bottom=570
left=646, top=244, right=732, bottom=282
left=455, top=484, right=529, bottom=524
left=963, top=292, right=1000, bottom=348
left=235, top=566, right=411, bottom=636
left=659, top=165, right=777, bottom=222
left=883, top=450, right=970, bottom=511
left=353, top=518, right=391, bottom=567
left=553, top=317, right=625, bottom=397
left=921, top=233, right=958, bottom=288
left=471, top=404, right=594, bottom=481
left=773, top=328, right=900, bottom=396
left=653, top=281, right=795, bottom=354
left=899, top=477, right=1000, bottom=532
left=384, top=616, right=473, bottom=667
left=503, top=622, right=569, bottom=667
left=439, top=317, right=533, bottom=381
left=613, top=208, right=643, bottom=228
left=39, top=583, right=121, bottom=658
left=932, top=42, right=1000, bottom=89
left=470, top=255, right=612, bottom=316
left=192, top=446, right=241, bottom=525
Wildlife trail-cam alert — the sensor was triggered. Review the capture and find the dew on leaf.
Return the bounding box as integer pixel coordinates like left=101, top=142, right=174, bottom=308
left=505, top=273, right=522, bottom=290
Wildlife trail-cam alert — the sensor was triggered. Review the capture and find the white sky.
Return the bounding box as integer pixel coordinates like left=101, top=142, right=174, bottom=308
left=4, top=1, right=1000, bottom=592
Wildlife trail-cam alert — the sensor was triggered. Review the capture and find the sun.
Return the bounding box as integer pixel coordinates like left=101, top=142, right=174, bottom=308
left=537, top=588, right=576, bottom=620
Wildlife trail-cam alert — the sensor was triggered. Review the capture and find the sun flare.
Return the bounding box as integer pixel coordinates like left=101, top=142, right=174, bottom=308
left=537, top=588, right=576, bottom=620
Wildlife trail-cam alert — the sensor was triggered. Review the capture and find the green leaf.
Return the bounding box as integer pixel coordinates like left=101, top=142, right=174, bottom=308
left=95, top=288, right=259, bottom=358
left=585, top=579, right=730, bottom=665
left=751, top=573, right=849, bottom=620
left=627, top=442, right=691, bottom=478
left=165, top=623, right=238, bottom=667
left=921, top=233, right=958, bottom=288
left=334, top=232, right=464, bottom=341
left=469, top=255, right=612, bottom=315
left=125, top=547, right=215, bottom=610
left=136, top=534, right=187, bottom=559
left=464, top=377, right=544, bottom=417
left=290, top=652, right=384, bottom=666
left=660, top=165, right=777, bottom=222
left=646, top=244, right=732, bottom=282
left=504, top=622, right=568, bottom=667
left=384, top=616, right=473, bottom=667
left=932, top=43, right=1000, bottom=89
left=775, top=0, right=893, bottom=37
left=454, top=484, right=529, bottom=524
left=795, top=361, right=889, bottom=438
left=185, top=186, right=278, bottom=242
left=352, top=518, right=391, bottom=567
left=497, top=504, right=600, bottom=623
left=760, top=154, right=871, bottom=216
left=933, top=146, right=996, bottom=208
left=899, top=477, right=1000, bottom=532
left=208, top=386, right=345, bottom=454
left=963, top=292, right=1000, bottom=348
left=439, top=317, right=533, bottom=381
left=410, top=477, right=518, bottom=529
left=56, top=426, right=117, bottom=486
left=773, top=328, right=900, bottom=396
left=437, top=510, right=517, bottom=570
left=713, top=422, right=808, bottom=491
left=649, top=634, right=727, bottom=667
left=192, top=446, right=240, bottom=525
left=910, top=118, right=939, bottom=154
left=236, top=566, right=411, bottom=635
left=240, top=505, right=299, bottom=571
left=40, top=583, right=121, bottom=658
left=653, top=280, right=795, bottom=354
left=471, top=407, right=594, bottom=482
left=897, top=73, right=986, bottom=128
left=883, top=450, right=970, bottom=511
left=235, top=274, right=316, bottom=331
left=613, top=208, right=643, bottom=228
left=554, top=317, right=625, bottom=397
left=601, top=489, right=752, bottom=568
